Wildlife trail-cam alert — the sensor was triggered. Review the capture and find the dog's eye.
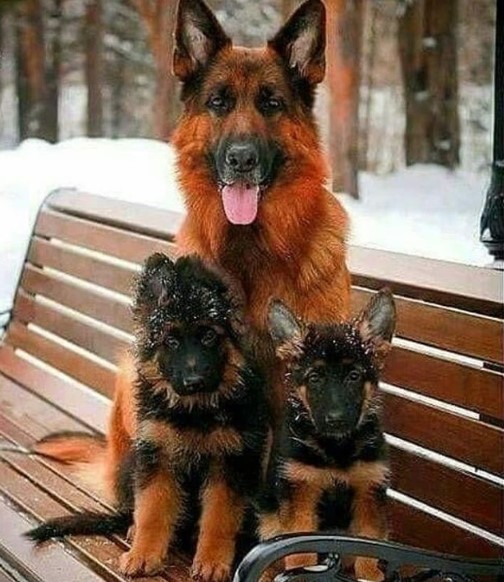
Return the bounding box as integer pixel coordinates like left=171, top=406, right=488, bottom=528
left=165, top=336, right=180, bottom=350
left=207, top=94, right=231, bottom=113
left=307, top=370, right=322, bottom=385
left=347, top=370, right=362, bottom=383
left=259, top=96, right=283, bottom=115
left=201, top=328, right=218, bottom=347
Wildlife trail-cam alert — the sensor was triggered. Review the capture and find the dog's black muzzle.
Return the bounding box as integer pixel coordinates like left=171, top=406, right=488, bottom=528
left=214, top=136, right=282, bottom=189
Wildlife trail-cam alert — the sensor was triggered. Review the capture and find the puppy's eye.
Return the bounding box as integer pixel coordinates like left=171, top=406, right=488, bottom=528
left=201, top=328, right=218, bottom=347
left=307, top=370, right=322, bottom=385
left=165, top=336, right=180, bottom=350
left=347, top=370, right=362, bottom=382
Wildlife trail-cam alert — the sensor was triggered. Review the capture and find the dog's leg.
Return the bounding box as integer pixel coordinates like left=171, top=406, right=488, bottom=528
left=191, top=470, right=245, bottom=582
left=283, top=483, right=320, bottom=571
left=349, top=483, right=387, bottom=581
left=119, top=468, right=183, bottom=577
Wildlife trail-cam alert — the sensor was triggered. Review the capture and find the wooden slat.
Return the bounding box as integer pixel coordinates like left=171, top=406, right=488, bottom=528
left=47, top=189, right=185, bottom=241
left=21, top=264, right=133, bottom=334
left=29, top=237, right=136, bottom=296
left=35, top=209, right=177, bottom=265
left=6, top=322, right=116, bottom=398
left=0, top=465, right=132, bottom=582
left=14, top=291, right=129, bottom=365
left=383, top=392, right=504, bottom=476
left=352, top=288, right=503, bottom=364
left=388, top=498, right=503, bottom=559
left=0, top=566, right=16, bottom=582
left=384, top=347, right=504, bottom=421
left=0, top=460, right=189, bottom=582
left=0, top=372, right=86, bottom=438
left=0, top=497, right=107, bottom=582
left=389, top=446, right=503, bottom=537
left=0, top=346, right=109, bottom=433
left=349, top=245, right=503, bottom=319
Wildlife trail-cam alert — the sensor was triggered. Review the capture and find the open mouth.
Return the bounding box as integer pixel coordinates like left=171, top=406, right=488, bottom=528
left=220, top=181, right=264, bottom=225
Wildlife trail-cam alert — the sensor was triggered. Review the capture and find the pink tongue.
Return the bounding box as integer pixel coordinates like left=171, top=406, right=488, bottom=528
left=221, top=183, right=260, bottom=225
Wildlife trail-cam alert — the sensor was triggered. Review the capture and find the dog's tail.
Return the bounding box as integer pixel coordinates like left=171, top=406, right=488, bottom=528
left=34, top=431, right=106, bottom=463
left=25, top=511, right=131, bottom=543
left=32, top=355, right=137, bottom=502
left=33, top=431, right=113, bottom=499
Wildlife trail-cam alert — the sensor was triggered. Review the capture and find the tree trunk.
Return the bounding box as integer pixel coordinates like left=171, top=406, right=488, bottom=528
left=111, top=53, right=125, bottom=138
left=130, top=0, right=180, bottom=141
left=398, top=0, right=460, bottom=168
left=327, top=0, right=364, bottom=198
left=44, top=0, right=61, bottom=143
left=359, top=0, right=376, bottom=171
left=15, top=0, right=60, bottom=142
left=15, top=0, right=46, bottom=140
left=85, top=0, right=103, bottom=137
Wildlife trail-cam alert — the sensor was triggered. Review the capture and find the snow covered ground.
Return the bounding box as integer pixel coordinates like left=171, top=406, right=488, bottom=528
left=0, top=138, right=491, bottom=313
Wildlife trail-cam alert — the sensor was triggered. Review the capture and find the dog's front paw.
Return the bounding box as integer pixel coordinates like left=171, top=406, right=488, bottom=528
left=191, top=558, right=231, bottom=582
left=354, top=557, right=383, bottom=581
left=119, top=548, right=165, bottom=577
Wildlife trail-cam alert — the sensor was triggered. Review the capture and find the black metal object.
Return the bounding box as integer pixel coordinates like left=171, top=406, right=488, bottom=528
left=233, top=534, right=504, bottom=582
left=480, top=0, right=504, bottom=263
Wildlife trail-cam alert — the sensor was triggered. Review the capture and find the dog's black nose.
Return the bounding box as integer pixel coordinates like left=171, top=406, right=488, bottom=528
left=225, top=142, right=259, bottom=173
left=183, top=375, right=205, bottom=393
left=325, top=412, right=344, bottom=426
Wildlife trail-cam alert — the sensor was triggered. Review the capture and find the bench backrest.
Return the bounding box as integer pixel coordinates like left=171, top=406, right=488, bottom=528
left=3, top=189, right=503, bottom=559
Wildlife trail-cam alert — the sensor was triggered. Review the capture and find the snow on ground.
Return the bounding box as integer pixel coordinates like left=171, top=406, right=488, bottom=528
left=0, top=138, right=491, bottom=313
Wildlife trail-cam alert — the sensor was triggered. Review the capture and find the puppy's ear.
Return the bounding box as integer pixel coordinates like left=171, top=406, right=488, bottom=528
left=269, top=0, right=326, bottom=85
left=173, top=0, right=231, bottom=81
left=355, top=288, right=396, bottom=362
left=137, top=253, right=175, bottom=309
left=268, top=300, right=304, bottom=359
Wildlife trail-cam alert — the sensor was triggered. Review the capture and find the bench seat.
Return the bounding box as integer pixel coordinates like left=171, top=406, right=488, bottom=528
left=0, top=189, right=502, bottom=581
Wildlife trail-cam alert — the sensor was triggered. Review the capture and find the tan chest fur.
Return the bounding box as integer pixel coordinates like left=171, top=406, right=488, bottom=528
left=139, top=420, right=244, bottom=462
left=283, top=459, right=389, bottom=493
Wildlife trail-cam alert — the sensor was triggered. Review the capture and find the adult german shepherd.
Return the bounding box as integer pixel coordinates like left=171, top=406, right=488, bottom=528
left=171, top=0, right=350, bottom=330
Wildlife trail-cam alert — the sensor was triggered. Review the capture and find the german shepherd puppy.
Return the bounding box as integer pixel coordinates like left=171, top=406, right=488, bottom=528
left=27, top=254, right=271, bottom=581
left=257, top=290, right=396, bottom=581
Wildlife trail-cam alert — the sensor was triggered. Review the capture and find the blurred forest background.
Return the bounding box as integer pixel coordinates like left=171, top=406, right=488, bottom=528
left=0, top=0, right=496, bottom=198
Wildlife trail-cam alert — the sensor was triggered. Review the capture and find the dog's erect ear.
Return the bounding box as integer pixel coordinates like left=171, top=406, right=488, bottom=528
left=268, top=300, right=304, bottom=358
left=173, top=0, right=231, bottom=81
left=138, top=253, right=175, bottom=309
left=355, top=288, right=396, bottom=361
left=269, top=0, right=326, bottom=85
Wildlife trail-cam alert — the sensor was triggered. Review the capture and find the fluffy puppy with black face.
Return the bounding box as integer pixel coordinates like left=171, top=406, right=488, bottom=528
left=257, top=290, right=396, bottom=582
left=27, top=254, right=271, bottom=582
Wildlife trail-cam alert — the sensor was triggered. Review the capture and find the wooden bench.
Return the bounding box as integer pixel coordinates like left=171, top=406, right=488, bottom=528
left=0, top=189, right=502, bottom=581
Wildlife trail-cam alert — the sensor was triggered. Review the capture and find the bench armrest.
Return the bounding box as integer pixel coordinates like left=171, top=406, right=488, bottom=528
left=233, top=534, right=504, bottom=582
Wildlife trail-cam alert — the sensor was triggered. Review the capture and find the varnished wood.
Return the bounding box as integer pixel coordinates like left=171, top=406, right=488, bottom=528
left=383, top=391, right=504, bottom=476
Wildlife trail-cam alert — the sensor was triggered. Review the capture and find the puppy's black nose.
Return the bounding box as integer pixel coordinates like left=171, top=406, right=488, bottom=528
left=325, top=412, right=344, bottom=426
left=225, top=142, right=259, bottom=173
left=183, top=375, right=205, bottom=393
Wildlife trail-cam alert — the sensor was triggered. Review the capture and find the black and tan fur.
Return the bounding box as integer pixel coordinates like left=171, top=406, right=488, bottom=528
left=257, top=290, right=396, bottom=581
left=27, top=254, right=271, bottom=581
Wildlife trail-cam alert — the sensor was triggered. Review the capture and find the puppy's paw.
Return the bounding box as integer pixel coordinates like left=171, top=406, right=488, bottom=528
left=354, top=557, right=383, bottom=581
left=191, top=558, right=231, bottom=582
left=119, top=548, right=165, bottom=577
